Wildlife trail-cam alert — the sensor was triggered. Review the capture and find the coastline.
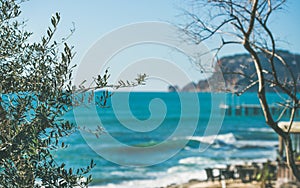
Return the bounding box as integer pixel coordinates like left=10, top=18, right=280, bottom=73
left=163, top=179, right=300, bottom=188
left=160, top=161, right=277, bottom=188
left=163, top=179, right=263, bottom=188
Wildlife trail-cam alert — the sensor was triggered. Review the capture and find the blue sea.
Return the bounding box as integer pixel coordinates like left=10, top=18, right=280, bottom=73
left=54, top=92, right=292, bottom=188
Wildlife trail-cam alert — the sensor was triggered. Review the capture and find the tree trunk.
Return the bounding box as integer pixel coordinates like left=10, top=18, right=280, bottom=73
left=283, top=135, right=300, bottom=181
left=241, top=0, right=300, bottom=182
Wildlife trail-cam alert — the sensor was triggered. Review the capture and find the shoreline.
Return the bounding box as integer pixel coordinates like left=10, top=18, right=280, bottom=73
left=163, top=179, right=263, bottom=188
left=163, top=179, right=300, bottom=188
left=160, top=161, right=277, bottom=188
left=89, top=160, right=279, bottom=188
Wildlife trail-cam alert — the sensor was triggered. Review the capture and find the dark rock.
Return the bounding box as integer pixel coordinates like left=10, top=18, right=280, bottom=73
left=168, top=85, right=179, bottom=92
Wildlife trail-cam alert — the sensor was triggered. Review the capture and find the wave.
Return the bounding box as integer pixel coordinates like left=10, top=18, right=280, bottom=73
left=246, top=127, right=275, bottom=133
left=109, top=168, right=149, bottom=179
left=178, top=156, right=217, bottom=166
left=235, top=140, right=278, bottom=149
left=90, top=166, right=206, bottom=188
left=185, top=133, right=277, bottom=149
left=187, top=133, right=236, bottom=145
left=90, top=155, right=277, bottom=188
left=178, top=156, right=276, bottom=168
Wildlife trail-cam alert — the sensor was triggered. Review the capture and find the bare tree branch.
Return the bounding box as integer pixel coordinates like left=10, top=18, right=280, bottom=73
left=181, top=0, right=300, bottom=181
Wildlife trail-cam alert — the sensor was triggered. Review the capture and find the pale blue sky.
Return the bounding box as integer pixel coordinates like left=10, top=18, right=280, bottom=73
left=20, top=0, right=300, bottom=91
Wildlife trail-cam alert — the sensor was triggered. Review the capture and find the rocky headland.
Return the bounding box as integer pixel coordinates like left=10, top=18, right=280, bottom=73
left=169, top=50, right=300, bottom=93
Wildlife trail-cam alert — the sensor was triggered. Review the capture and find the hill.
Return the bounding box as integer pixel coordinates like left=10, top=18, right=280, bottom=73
left=169, top=50, right=300, bottom=92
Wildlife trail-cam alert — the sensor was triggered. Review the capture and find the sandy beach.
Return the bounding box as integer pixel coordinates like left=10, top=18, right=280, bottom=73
left=164, top=179, right=265, bottom=188
left=163, top=179, right=300, bottom=188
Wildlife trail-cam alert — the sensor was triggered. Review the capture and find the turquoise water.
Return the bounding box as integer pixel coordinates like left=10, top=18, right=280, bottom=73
left=54, top=92, right=293, bottom=187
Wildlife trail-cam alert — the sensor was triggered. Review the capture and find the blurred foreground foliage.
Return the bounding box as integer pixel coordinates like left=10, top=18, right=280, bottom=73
left=0, top=0, right=95, bottom=187
left=0, top=0, right=146, bottom=187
